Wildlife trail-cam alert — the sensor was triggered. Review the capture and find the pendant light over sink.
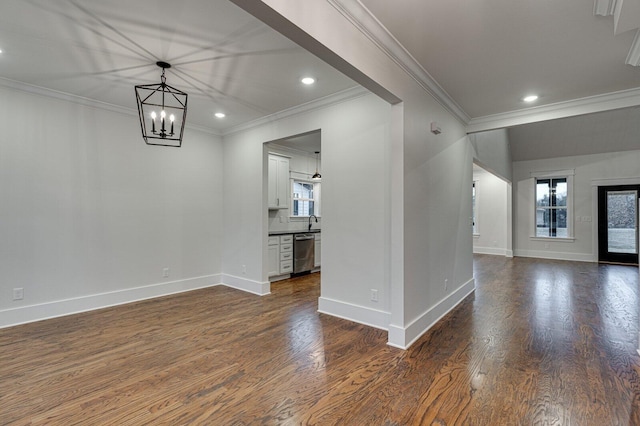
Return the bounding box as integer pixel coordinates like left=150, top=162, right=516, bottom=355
left=312, top=151, right=322, bottom=181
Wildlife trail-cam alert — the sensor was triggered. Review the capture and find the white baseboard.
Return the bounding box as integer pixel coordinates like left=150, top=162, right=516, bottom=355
left=387, top=277, right=475, bottom=350
left=222, top=274, right=270, bottom=296
left=318, top=297, right=391, bottom=331
left=473, top=246, right=509, bottom=256
left=513, top=249, right=595, bottom=262
left=0, top=274, right=222, bottom=329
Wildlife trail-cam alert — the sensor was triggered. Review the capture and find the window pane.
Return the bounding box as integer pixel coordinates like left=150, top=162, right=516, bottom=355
left=536, top=180, right=550, bottom=207
left=556, top=207, right=568, bottom=238
left=293, top=200, right=314, bottom=216
left=607, top=191, right=637, bottom=254
left=553, top=179, right=567, bottom=207
left=536, top=208, right=550, bottom=237
left=293, top=182, right=313, bottom=199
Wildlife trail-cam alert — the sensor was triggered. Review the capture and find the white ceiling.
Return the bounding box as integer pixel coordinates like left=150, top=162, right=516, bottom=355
left=0, top=0, right=357, bottom=132
left=359, top=0, right=640, bottom=120
left=2, top=0, right=640, bottom=147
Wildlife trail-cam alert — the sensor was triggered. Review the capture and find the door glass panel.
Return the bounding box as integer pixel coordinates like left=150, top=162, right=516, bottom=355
left=607, top=191, right=637, bottom=254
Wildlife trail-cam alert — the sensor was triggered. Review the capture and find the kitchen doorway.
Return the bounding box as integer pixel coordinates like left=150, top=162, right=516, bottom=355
left=597, top=185, right=640, bottom=265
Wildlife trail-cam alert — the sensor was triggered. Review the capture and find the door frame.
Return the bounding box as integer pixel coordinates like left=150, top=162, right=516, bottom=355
left=597, top=184, right=640, bottom=265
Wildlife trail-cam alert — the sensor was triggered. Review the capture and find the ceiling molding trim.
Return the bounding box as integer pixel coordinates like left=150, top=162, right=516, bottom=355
left=466, top=86, right=640, bottom=133
left=222, top=85, right=369, bottom=136
left=326, top=0, right=470, bottom=124
left=0, top=76, right=222, bottom=136
left=626, top=29, right=640, bottom=65
left=594, top=0, right=617, bottom=16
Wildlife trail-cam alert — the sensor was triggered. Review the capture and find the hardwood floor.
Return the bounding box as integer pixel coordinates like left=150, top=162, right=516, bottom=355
left=1, top=256, right=640, bottom=425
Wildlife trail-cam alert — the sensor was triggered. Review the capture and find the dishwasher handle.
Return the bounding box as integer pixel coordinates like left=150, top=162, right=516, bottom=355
left=295, top=234, right=315, bottom=241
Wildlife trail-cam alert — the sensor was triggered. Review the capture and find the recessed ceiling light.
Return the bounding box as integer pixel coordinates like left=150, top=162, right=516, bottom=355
left=523, top=95, right=539, bottom=102
left=214, top=112, right=226, bottom=118
left=301, top=77, right=315, bottom=85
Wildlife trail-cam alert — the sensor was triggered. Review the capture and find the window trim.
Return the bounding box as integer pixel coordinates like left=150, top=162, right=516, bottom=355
left=530, top=170, right=574, bottom=240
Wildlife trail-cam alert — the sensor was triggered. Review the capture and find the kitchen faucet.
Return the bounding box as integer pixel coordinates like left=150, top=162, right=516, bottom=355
left=308, top=214, right=318, bottom=231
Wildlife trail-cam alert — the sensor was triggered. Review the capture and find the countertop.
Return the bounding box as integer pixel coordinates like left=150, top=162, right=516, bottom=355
left=269, top=229, right=321, bottom=236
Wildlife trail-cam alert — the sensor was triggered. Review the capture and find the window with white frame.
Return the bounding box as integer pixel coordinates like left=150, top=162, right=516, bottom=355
left=534, top=172, right=573, bottom=238
left=291, top=180, right=320, bottom=217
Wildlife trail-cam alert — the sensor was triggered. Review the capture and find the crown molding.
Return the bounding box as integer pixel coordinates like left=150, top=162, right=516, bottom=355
left=626, top=29, right=640, bottom=65
left=326, top=0, right=470, bottom=125
left=0, top=76, right=222, bottom=137
left=594, top=0, right=617, bottom=16
left=222, top=85, right=369, bottom=136
left=466, top=86, right=640, bottom=133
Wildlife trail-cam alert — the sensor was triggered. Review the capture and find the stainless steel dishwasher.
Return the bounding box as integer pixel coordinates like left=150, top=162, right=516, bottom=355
left=293, top=233, right=315, bottom=273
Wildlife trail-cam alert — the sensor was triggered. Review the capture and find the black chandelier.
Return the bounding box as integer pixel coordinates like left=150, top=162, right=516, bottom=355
left=135, top=61, right=188, bottom=147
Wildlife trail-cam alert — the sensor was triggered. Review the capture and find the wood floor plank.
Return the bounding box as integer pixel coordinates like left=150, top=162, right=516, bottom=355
left=1, top=258, right=640, bottom=424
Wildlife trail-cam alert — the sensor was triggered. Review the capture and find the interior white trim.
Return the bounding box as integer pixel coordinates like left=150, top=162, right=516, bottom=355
left=591, top=177, right=640, bottom=186
left=326, top=0, right=470, bottom=125
left=223, top=86, right=369, bottom=136
left=513, top=249, right=596, bottom=262
left=466, top=86, right=640, bottom=133
left=594, top=0, right=617, bottom=16
left=222, top=274, right=271, bottom=296
left=0, top=274, right=222, bottom=329
left=626, top=30, right=640, bottom=66
left=387, top=278, right=475, bottom=349
left=473, top=247, right=509, bottom=256
left=530, top=169, right=575, bottom=178
left=0, top=76, right=221, bottom=136
left=318, top=297, right=391, bottom=331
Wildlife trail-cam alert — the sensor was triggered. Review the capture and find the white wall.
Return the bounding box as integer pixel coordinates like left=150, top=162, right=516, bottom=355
left=473, top=167, right=509, bottom=256
left=513, top=149, right=640, bottom=261
left=469, top=129, right=512, bottom=182
left=0, top=84, right=224, bottom=327
left=231, top=0, right=476, bottom=348
left=222, top=93, right=393, bottom=327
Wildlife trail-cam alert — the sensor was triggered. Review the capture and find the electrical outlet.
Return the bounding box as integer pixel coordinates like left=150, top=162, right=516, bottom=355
left=242, top=265, right=247, bottom=274
left=370, top=289, right=378, bottom=302
left=444, top=278, right=448, bottom=291
left=13, top=288, right=24, bottom=301
left=162, top=268, right=170, bottom=278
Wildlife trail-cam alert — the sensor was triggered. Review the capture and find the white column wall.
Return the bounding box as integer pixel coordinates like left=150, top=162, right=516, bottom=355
left=231, top=0, right=475, bottom=348
left=222, top=94, right=394, bottom=326
left=0, top=84, right=224, bottom=327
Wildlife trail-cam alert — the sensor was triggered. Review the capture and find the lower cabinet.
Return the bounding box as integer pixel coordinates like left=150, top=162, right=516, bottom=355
left=314, top=233, right=321, bottom=268
left=267, top=236, right=279, bottom=277
left=279, top=235, right=293, bottom=274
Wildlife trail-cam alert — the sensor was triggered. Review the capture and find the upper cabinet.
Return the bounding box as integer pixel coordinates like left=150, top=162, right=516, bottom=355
left=268, top=154, right=290, bottom=210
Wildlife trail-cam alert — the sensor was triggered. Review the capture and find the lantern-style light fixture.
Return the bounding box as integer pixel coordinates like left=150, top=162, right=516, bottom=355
left=135, top=61, right=188, bottom=147
left=312, top=151, right=322, bottom=181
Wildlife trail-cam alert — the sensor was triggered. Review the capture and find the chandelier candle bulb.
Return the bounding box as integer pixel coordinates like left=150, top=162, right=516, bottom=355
left=170, top=114, right=175, bottom=135
left=150, top=111, right=157, bottom=133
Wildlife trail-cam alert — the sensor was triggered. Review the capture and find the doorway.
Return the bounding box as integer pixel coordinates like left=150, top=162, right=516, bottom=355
left=597, top=185, right=640, bottom=264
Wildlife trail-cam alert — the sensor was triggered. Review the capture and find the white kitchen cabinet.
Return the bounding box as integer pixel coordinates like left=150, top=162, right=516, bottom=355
left=268, top=154, right=290, bottom=209
left=267, top=236, right=279, bottom=277
left=314, top=233, right=321, bottom=268
left=280, top=234, right=293, bottom=274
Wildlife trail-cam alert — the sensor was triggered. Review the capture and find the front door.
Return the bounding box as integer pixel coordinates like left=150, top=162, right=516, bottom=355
left=598, top=185, right=640, bottom=264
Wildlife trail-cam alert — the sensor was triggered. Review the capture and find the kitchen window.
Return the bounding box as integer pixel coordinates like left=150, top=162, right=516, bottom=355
left=291, top=180, right=320, bottom=217
left=533, top=171, right=573, bottom=239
